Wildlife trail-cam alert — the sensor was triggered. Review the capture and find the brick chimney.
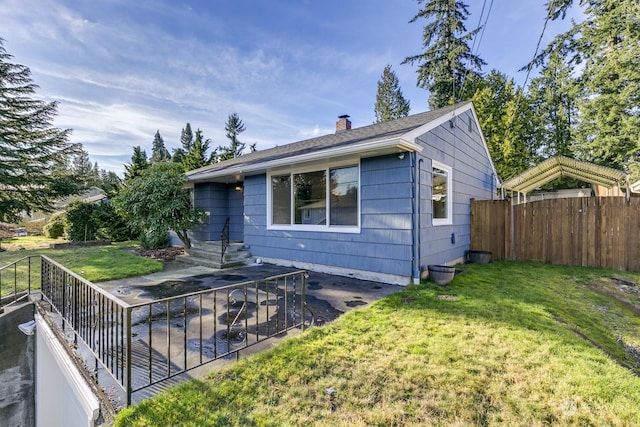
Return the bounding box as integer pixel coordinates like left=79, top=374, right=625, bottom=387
left=336, top=114, right=351, bottom=132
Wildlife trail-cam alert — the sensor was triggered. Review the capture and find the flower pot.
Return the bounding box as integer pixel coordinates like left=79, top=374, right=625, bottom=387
left=427, top=265, right=456, bottom=286
left=468, top=250, right=492, bottom=264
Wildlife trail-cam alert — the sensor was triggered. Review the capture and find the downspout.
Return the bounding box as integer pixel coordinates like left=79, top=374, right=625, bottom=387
left=417, top=157, right=424, bottom=282
left=410, top=151, right=416, bottom=284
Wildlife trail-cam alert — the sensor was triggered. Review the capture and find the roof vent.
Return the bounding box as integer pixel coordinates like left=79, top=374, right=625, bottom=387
left=336, top=114, right=351, bottom=132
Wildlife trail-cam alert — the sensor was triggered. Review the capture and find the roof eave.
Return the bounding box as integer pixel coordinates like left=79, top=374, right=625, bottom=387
left=187, top=137, right=423, bottom=183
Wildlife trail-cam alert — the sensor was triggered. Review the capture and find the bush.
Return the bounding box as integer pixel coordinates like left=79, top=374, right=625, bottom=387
left=93, top=203, right=137, bottom=242
left=44, top=213, right=65, bottom=238
left=139, top=227, right=169, bottom=250
left=65, top=200, right=99, bottom=242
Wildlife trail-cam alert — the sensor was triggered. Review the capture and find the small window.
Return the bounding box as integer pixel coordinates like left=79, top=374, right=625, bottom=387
left=432, top=161, right=452, bottom=226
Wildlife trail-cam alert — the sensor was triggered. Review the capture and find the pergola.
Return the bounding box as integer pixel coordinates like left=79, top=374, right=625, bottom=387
left=501, top=156, right=628, bottom=203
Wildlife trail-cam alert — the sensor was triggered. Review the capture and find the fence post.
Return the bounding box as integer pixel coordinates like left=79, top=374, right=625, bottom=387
left=126, top=308, right=132, bottom=407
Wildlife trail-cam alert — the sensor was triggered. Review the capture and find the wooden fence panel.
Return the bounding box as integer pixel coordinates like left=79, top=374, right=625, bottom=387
left=470, top=199, right=509, bottom=260
left=470, top=197, right=640, bottom=272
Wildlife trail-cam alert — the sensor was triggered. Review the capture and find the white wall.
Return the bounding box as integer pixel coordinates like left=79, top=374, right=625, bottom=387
left=35, top=314, right=101, bottom=427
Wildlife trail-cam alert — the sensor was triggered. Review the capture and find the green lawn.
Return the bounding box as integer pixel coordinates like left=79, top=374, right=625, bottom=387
left=0, top=239, right=163, bottom=296
left=115, top=261, right=640, bottom=426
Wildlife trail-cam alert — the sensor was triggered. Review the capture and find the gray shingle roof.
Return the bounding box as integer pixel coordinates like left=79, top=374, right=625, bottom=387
left=187, top=102, right=468, bottom=180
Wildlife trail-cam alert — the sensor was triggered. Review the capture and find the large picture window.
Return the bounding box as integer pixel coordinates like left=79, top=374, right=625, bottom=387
left=269, top=164, right=359, bottom=231
left=432, top=161, right=452, bottom=226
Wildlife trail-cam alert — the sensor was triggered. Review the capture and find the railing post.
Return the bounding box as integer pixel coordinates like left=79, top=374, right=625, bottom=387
left=301, top=272, right=307, bottom=331
left=126, top=307, right=132, bottom=407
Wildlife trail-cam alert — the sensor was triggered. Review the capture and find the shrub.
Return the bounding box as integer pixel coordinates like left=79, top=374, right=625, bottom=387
left=139, top=227, right=169, bottom=250
left=93, top=202, right=137, bottom=242
left=65, top=200, right=99, bottom=242
left=44, top=213, right=65, bottom=238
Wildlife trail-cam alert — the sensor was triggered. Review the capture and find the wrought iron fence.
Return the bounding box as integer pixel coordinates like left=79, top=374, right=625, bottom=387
left=34, top=255, right=309, bottom=407
left=0, top=255, right=40, bottom=313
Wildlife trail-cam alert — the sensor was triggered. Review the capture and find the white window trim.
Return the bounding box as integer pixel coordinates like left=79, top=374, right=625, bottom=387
left=267, top=160, right=361, bottom=233
left=432, top=160, right=453, bottom=226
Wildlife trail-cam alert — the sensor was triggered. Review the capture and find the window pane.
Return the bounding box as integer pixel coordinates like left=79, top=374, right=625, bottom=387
left=272, top=175, right=291, bottom=224
left=433, top=167, right=447, bottom=219
left=330, top=166, right=358, bottom=226
left=294, top=170, right=326, bottom=224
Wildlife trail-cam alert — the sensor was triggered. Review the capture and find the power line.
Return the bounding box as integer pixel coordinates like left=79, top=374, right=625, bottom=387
left=456, top=0, right=494, bottom=102
left=520, top=0, right=557, bottom=90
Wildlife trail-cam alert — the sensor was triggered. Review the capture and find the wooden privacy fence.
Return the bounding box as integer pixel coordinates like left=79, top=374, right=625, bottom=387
left=470, top=197, right=640, bottom=271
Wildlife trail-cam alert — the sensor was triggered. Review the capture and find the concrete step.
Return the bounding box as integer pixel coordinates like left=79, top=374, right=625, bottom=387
left=181, top=241, right=251, bottom=269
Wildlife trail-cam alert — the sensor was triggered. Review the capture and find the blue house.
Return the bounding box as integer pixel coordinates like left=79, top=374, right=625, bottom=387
left=185, top=102, right=498, bottom=285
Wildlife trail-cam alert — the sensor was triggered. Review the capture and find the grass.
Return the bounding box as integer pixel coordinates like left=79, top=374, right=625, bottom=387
left=115, top=261, right=640, bottom=426
left=0, top=238, right=163, bottom=296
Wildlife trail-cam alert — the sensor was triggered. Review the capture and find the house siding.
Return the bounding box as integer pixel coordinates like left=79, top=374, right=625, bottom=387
left=191, top=182, right=243, bottom=242
left=416, top=109, right=495, bottom=272
left=243, top=154, right=414, bottom=280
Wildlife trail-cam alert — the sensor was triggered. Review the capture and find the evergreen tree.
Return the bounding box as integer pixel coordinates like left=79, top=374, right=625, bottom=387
left=402, top=0, right=485, bottom=109
left=124, top=146, right=149, bottom=180
left=527, top=50, right=578, bottom=158
left=98, top=169, right=121, bottom=193
left=538, top=0, right=640, bottom=173
left=468, top=70, right=539, bottom=179
left=180, top=123, right=194, bottom=152
left=71, top=147, right=96, bottom=187
left=150, top=130, right=171, bottom=162
left=182, top=129, right=213, bottom=171
left=172, top=122, right=194, bottom=165
left=0, top=39, right=80, bottom=222
left=216, top=113, right=247, bottom=161
left=374, top=65, right=411, bottom=123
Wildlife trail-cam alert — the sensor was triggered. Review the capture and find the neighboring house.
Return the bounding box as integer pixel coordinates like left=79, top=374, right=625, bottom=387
left=26, top=187, right=108, bottom=222
left=186, top=102, right=499, bottom=285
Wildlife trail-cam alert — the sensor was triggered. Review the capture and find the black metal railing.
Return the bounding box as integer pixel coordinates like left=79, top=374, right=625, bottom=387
left=0, top=255, right=40, bottom=313
left=220, top=217, right=230, bottom=258
left=33, top=255, right=309, bottom=407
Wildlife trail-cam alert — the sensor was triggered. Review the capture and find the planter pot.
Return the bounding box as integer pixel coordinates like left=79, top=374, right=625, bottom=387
left=427, top=265, right=456, bottom=286
left=467, top=250, right=492, bottom=264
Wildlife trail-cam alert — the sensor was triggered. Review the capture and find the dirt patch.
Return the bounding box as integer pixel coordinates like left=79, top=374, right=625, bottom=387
left=134, top=247, right=185, bottom=262
left=589, top=277, right=640, bottom=317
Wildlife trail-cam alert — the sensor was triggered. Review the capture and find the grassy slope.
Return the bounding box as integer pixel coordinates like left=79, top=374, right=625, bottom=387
left=116, top=261, right=640, bottom=426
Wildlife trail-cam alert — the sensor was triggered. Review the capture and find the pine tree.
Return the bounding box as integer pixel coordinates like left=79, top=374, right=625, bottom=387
left=71, top=148, right=94, bottom=186
left=182, top=129, right=212, bottom=171
left=216, top=113, right=247, bottom=161
left=0, top=39, right=80, bottom=221
left=180, top=123, right=193, bottom=152
left=172, top=123, right=194, bottom=165
left=374, top=65, right=411, bottom=123
left=469, top=70, right=539, bottom=179
left=124, top=146, right=149, bottom=180
left=527, top=50, right=578, bottom=158
left=150, top=130, right=171, bottom=162
left=539, top=0, right=640, bottom=173
left=402, top=0, right=485, bottom=109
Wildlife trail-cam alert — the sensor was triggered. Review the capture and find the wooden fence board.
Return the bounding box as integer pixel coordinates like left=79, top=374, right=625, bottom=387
left=470, top=197, right=640, bottom=272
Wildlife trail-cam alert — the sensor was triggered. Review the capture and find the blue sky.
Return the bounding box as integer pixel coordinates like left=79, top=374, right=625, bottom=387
left=0, top=0, right=579, bottom=175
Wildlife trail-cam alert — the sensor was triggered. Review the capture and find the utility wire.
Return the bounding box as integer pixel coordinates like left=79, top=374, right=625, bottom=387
left=455, top=0, right=494, bottom=102
left=521, top=0, right=556, bottom=90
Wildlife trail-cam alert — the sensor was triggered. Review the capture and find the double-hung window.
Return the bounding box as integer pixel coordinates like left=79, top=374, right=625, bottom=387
left=269, top=164, right=359, bottom=232
left=432, top=161, right=452, bottom=226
